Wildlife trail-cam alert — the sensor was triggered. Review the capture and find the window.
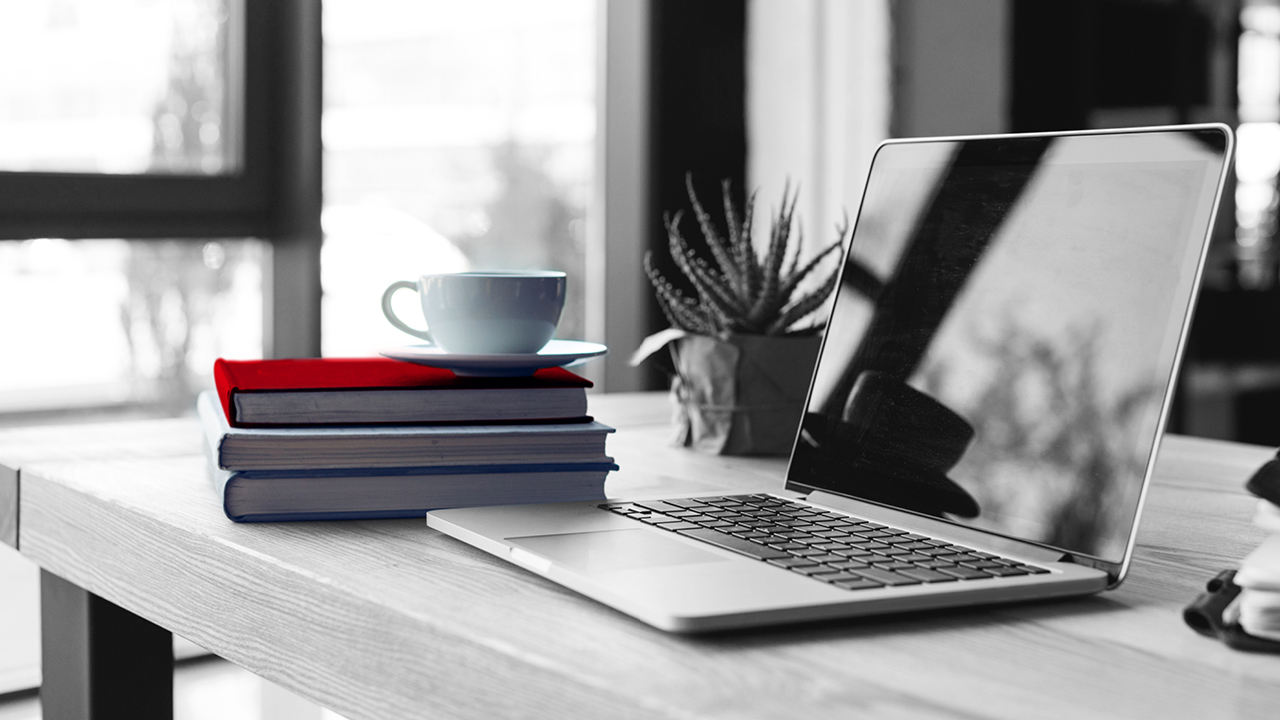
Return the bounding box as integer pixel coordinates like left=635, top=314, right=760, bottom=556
left=0, top=237, right=263, bottom=419
left=1237, top=0, right=1280, bottom=286
left=0, top=0, right=258, bottom=419
left=320, top=0, right=597, bottom=359
left=0, top=0, right=239, bottom=176
left=0, top=0, right=321, bottom=420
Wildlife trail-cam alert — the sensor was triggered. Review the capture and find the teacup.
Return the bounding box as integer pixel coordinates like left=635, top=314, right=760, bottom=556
left=381, top=271, right=566, bottom=354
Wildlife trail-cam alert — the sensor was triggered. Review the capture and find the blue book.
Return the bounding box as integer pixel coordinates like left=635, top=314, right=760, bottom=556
left=197, top=391, right=614, bottom=471
left=198, top=391, right=615, bottom=522
left=206, top=458, right=615, bottom=523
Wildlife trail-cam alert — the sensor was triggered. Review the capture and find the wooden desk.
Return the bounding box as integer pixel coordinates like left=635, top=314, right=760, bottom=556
left=2, top=392, right=1279, bottom=719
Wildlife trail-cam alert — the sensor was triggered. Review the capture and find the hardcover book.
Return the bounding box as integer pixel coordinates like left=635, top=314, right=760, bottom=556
left=198, top=391, right=615, bottom=471
left=213, top=357, right=591, bottom=427
left=204, top=455, right=614, bottom=523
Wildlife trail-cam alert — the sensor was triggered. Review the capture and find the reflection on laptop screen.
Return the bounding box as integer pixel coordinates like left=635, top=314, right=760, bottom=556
left=788, top=127, right=1230, bottom=565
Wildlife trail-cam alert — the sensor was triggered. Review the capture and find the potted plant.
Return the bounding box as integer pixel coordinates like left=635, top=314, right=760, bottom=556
left=631, top=177, right=845, bottom=456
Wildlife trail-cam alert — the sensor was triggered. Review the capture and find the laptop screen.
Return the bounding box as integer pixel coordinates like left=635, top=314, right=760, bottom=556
left=787, top=127, right=1231, bottom=566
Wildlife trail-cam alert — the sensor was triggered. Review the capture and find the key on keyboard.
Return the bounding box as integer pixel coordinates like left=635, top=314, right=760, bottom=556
left=599, top=494, right=1050, bottom=591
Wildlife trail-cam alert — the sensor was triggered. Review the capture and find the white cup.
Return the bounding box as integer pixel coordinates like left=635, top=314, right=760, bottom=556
left=381, top=271, right=566, bottom=354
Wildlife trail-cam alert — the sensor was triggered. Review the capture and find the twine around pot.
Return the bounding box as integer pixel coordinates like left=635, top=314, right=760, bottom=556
left=667, top=333, right=821, bottom=456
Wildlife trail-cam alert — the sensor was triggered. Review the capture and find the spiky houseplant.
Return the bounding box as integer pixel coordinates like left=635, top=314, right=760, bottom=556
left=637, top=177, right=846, bottom=456
left=645, top=178, right=845, bottom=337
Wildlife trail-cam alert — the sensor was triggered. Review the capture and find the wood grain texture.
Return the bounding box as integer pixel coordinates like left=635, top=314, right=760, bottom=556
left=0, top=418, right=200, bottom=550
left=11, top=393, right=1280, bottom=720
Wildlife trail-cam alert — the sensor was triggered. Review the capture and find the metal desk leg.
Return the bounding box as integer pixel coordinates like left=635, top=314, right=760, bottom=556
left=40, top=569, right=174, bottom=720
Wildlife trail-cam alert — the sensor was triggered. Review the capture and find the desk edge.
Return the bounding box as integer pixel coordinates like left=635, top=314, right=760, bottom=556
left=1, top=463, right=16, bottom=549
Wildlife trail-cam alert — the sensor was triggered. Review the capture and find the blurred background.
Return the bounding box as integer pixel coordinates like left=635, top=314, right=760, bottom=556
left=0, top=0, right=1278, bottom=716
left=0, top=0, right=595, bottom=422
left=2, top=0, right=1275, bottom=445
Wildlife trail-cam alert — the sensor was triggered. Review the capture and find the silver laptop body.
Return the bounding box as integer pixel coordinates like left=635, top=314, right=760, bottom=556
left=429, top=125, right=1234, bottom=632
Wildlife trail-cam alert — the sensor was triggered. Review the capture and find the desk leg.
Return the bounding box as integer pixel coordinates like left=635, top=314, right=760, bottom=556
left=40, top=570, right=174, bottom=720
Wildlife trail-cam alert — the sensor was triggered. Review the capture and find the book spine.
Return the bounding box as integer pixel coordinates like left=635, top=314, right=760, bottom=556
left=216, top=428, right=615, bottom=470
left=233, top=462, right=619, bottom=480
left=231, top=387, right=589, bottom=427
left=223, top=475, right=609, bottom=522
left=212, top=358, right=238, bottom=427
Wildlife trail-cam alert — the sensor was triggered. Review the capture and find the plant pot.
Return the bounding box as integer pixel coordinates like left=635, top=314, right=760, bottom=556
left=669, top=333, right=822, bottom=456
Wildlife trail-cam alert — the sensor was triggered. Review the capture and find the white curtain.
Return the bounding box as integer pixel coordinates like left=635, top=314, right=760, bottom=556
left=746, top=0, right=892, bottom=257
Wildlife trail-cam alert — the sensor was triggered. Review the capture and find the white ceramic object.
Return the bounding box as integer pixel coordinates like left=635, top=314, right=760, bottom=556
left=380, top=340, right=607, bottom=377
left=381, top=271, right=566, bottom=354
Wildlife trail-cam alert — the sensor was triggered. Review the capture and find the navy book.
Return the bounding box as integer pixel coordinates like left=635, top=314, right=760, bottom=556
left=197, top=391, right=615, bottom=522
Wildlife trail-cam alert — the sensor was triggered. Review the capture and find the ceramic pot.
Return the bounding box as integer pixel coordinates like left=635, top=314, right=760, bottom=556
left=669, top=333, right=821, bottom=456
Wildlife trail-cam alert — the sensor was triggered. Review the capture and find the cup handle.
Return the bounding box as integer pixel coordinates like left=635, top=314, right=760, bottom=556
left=381, top=280, right=434, bottom=343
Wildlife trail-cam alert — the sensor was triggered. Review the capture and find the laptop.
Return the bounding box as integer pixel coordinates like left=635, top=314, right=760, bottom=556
left=428, top=125, right=1234, bottom=632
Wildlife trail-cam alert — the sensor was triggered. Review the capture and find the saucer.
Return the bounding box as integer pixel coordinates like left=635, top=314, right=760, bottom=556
left=380, top=339, right=608, bottom=377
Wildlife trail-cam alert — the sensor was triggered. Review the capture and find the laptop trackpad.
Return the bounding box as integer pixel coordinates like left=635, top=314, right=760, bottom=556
left=509, top=529, right=730, bottom=574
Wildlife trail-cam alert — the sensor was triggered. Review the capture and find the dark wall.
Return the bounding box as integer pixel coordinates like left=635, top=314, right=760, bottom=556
left=643, top=0, right=748, bottom=387
left=649, top=0, right=747, bottom=214
left=1011, top=0, right=1219, bottom=132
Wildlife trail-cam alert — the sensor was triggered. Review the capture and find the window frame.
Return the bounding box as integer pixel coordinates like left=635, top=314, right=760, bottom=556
left=0, top=0, right=689, bottom=385
left=0, top=0, right=322, bottom=359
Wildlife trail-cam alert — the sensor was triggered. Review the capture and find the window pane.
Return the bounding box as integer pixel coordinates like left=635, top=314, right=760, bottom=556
left=0, top=238, right=263, bottom=421
left=321, top=0, right=596, bottom=357
left=0, top=0, right=239, bottom=175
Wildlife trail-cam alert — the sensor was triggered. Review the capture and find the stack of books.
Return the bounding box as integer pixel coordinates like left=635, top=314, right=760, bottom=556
left=198, top=357, right=615, bottom=522
left=1233, top=466, right=1280, bottom=642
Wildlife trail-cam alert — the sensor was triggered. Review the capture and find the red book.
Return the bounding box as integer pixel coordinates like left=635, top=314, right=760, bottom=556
left=213, top=357, right=592, bottom=427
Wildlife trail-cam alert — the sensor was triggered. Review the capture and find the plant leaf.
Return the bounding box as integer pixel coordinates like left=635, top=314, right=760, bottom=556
left=645, top=251, right=713, bottom=334
left=767, top=261, right=841, bottom=334
left=648, top=174, right=852, bottom=339
left=685, top=175, right=744, bottom=298
left=784, top=217, right=804, bottom=282
left=777, top=237, right=843, bottom=302
left=749, top=182, right=797, bottom=324
left=720, top=179, right=757, bottom=303
left=740, top=188, right=761, bottom=300
left=661, top=286, right=716, bottom=335
left=665, top=213, right=747, bottom=322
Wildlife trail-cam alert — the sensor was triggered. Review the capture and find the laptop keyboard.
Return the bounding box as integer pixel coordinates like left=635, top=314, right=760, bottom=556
left=598, top=494, right=1050, bottom=591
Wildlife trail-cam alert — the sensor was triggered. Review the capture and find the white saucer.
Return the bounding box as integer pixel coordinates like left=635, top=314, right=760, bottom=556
left=380, top=339, right=608, bottom=377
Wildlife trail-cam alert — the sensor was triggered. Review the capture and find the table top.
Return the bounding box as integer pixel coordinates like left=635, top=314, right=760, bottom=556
left=1, top=392, right=1279, bottom=720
